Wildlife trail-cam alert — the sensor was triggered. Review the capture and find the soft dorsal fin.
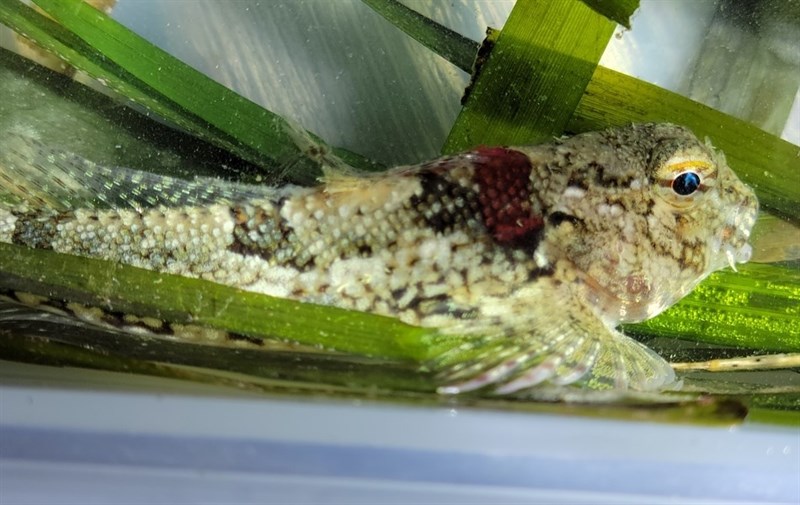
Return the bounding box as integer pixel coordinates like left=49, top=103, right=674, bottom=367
left=0, top=133, right=278, bottom=212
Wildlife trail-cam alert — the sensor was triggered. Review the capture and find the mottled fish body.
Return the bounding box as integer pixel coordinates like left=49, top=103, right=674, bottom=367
left=0, top=124, right=758, bottom=393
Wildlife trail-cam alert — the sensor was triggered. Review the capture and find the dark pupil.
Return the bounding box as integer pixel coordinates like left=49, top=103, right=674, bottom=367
left=672, top=172, right=701, bottom=196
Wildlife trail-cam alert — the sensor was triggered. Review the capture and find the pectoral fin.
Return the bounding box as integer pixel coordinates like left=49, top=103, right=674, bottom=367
left=433, top=285, right=677, bottom=395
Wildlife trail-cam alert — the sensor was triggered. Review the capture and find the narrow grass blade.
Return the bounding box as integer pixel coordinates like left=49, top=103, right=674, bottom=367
left=0, top=312, right=431, bottom=394
left=360, top=0, right=479, bottom=73
left=386, top=1, right=796, bottom=222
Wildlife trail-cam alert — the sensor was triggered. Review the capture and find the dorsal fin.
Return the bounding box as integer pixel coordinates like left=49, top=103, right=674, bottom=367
left=0, top=133, right=279, bottom=212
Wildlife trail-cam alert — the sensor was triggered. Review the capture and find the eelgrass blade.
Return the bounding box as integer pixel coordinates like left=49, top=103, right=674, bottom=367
left=360, top=0, right=479, bottom=73
left=442, top=0, right=617, bottom=152
left=365, top=0, right=797, bottom=222
left=0, top=307, right=432, bottom=394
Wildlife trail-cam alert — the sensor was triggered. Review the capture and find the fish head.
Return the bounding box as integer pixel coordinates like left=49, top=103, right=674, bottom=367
left=527, top=124, right=758, bottom=323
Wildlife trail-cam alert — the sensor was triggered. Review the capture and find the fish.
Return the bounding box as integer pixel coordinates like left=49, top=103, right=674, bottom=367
left=0, top=123, right=758, bottom=394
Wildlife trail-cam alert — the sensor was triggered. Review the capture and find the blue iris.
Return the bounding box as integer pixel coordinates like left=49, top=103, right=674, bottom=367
left=672, top=171, right=701, bottom=196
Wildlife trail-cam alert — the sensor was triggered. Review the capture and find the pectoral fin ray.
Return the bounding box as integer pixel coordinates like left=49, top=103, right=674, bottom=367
left=433, top=280, right=678, bottom=395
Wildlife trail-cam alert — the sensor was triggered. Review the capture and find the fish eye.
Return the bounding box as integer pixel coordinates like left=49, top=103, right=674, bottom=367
left=672, top=171, right=701, bottom=196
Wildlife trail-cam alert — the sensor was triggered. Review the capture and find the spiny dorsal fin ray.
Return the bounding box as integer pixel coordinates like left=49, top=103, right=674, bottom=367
left=0, top=133, right=279, bottom=211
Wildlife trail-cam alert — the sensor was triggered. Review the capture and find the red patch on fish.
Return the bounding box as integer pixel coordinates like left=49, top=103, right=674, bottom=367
left=472, top=147, right=543, bottom=245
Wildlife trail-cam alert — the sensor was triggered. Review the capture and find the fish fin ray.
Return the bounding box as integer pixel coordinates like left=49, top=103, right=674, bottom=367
left=432, top=283, right=676, bottom=395
left=0, top=133, right=276, bottom=211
